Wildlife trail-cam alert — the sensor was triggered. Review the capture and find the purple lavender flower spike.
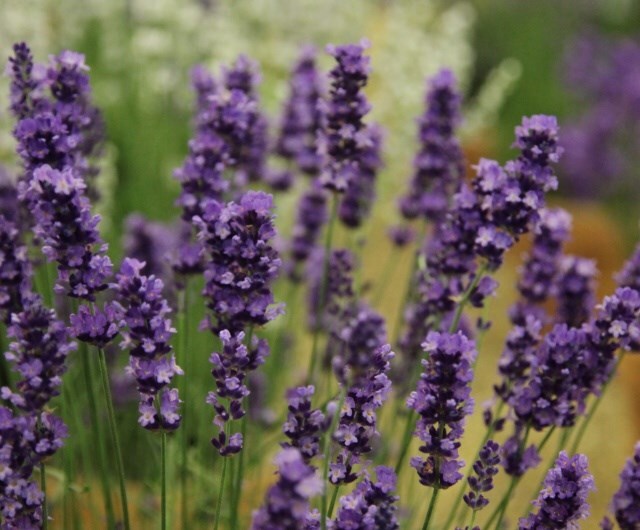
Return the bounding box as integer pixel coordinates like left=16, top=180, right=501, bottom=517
left=330, top=344, right=394, bottom=485
left=116, top=258, right=182, bottom=431
left=251, top=447, right=322, bottom=530
left=2, top=303, right=76, bottom=412
left=288, top=183, right=328, bottom=281
left=319, top=41, right=372, bottom=193
left=332, top=466, right=399, bottom=530
left=191, top=64, right=217, bottom=116
left=25, top=164, right=111, bottom=301
left=7, top=42, right=37, bottom=120
left=0, top=217, right=35, bottom=324
left=276, top=46, right=325, bottom=177
left=70, top=302, right=122, bottom=348
left=608, top=442, right=640, bottom=530
left=197, top=190, right=282, bottom=334
left=407, top=331, right=475, bottom=489
left=282, top=385, right=328, bottom=463
left=338, top=123, right=383, bottom=228
left=464, top=440, right=500, bottom=511
left=556, top=256, right=597, bottom=327
left=399, top=69, right=464, bottom=221
left=0, top=168, right=19, bottom=222
left=519, top=451, right=594, bottom=530
left=207, top=329, right=268, bottom=455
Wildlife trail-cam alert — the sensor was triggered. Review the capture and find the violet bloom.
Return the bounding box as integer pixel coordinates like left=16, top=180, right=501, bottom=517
left=556, top=256, right=597, bottom=327
left=223, top=55, right=269, bottom=185
left=2, top=303, right=75, bottom=412
left=251, top=448, right=322, bottom=530
left=519, top=452, right=594, bottom=530
left=288, top=183, right=328, bottom=281
left=0, top=217, right=34, bottom=324
left=399, top=69, right=464, bottom=222
left=338, top=123, right=383, bottom=229
left=24, top=165, right=111, bottom=301
left=197, top=191, right=282, bottom=334
left=282, top=385, right=328, bottom=463
left=115, top=258, right=182, bottom=430
left=608, top=442, right=640, bottom=529
left=464, top=440, right=500, bottom=511
left=407, top=331, right=475, bottom=489
left=329, top=344, right=393, bottom=485
left=332, top=466, right=399, bottom=530
left=319, top=41, right=372, bottom=193
left=207, top=329, right=268, bottom=456
left=275, top=46, right=325, bottom=177
left=616, top=242, right=640, bottom=292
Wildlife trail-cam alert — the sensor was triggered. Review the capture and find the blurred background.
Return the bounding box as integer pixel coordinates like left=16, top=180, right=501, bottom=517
left=1, top=0, right=640, bottom=527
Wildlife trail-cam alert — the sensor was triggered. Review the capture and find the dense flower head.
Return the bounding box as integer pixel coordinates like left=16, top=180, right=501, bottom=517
left=510, top=324, right=592, bottom=431
left=70, top=302, right=122, bottom=348
left=407, top=331, right=475, bottom=489
left=330, top=344, right=394, bottom=485
left=197, top=191, right=282, bottom=333
left=175, top=88, right=256, bottom=221
left=609, top=442, right=640, bottom=529
left=116, top=258, right=182, bottom=431
left=251, top=448, right=322, bottom=530
left=282, top=385, right=328, bottom=463
left=207, top=329, right=269, bottom=456
left=338, top=123, right=383, bottom=228
left=307, top=248, right=355, bottom=332
left=2, top=303, right=75, bottom=412
left=0, top=217, right=34, bottom=324
left=519, top=452, right=594, bottom=530
left=556, top=256, right=597, bottom=328
left=9, top=43, right=104, bottom=194
left=275, top=46, right=325, bottom=176
left=399, top=69, right=464, bottom=221
left=24, top=164, right=111, bottom=300
left=288, top=183, right=328, bottom=279
left=464, top=440, right=500, bottom=511
left=331, top=466, right=399, bottom=530
left=319, top=41, right=372, bottom=192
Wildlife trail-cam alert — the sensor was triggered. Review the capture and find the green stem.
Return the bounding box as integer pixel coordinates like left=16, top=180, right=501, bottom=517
left=328, top=484, right=341, bottom=520
left=321, top=388, right=347, bottom=530
left=468, top=509, right=477, bottom=530
left=230, top=414, right=248, bottom=530
left=421, top=488, right=440, bottom=530
left=214, top=453, right=229, bottom=530
left=569, top=352, right=625, bottom=455
left=449, top=263, right=488, bottom=334
left=161, top=432, right=167, bottom=530
left=40, top=462, right=48, bottom=530
left=177, top=281, right=190, bottom=529
left=371, top=249, right=399, bottom=307
left=307, top=192, right=339, bottom=385
left=80, top=346, right=115, bottom=527
left=394, top=410, right=416, bottom=475
left=97, top=348, right=130, bottom=530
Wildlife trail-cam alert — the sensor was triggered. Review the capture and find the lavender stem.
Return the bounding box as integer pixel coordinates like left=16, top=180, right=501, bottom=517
left=321, top=388, right=347, bottom=530
left=161, top=432, right=167, bottom=530
left=421, top=487, right=440, bottom=530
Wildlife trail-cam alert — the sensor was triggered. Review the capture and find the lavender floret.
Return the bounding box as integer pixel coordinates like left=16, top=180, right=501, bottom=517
left=282, top=385, right=327, bottom=463
left=464, top=440, right=500, bottom=511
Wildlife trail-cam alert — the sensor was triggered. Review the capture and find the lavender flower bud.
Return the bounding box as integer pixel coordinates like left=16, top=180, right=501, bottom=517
left=116, top=258, right=182, bottom=431
left=282, top=385, right=328, bottom=463
left=464, top=440, right=500, bottom=511
left=408, top=331, right=475, bottom=489
left=609, top=442, right=640, bottom=529
left=332, top=466, right=399, bottom=530
left=251, top=448, right=322, bottom=530
left=519, top=452, right=594, bottom=529
left=399, top=69, right=464, bottom=221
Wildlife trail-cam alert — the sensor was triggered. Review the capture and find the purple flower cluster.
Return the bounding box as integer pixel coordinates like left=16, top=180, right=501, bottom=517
left=519, top=452, right=594, bottom=530
left=0, top=217, right=34, bottom=324
left=399, top=69, right=464, bottom=221
left=331, top=466, right=399, bottom=530
left=251, top=448, right=322, bottom=530
left=9, top=44, right=104, bottom=194
left=319, top=42, right=372, bottom=193
left=197, top=191, right=282, bottom=333
left=556, top=256, right=597, bottom=328
left=275, top=47, right=325, bottom=177
left=407, top=331, right=475, bottom=489
left=329, top=344, right=393, bottom=485
left=191, top=65, right=218, bottom=117
left=464, top=439, right=500, bottom=511
left=115, top=258, right=182, bottom=431
left=607, top=442, right=640, bottom=530
left=2, top=303, right=75, bottom=412
left=282, top=385, right=328, bottom=463
left=0, top=168, right=18, bottom=222
left=207, top=329, right=268, bottom=456
left=24, top=165, right=111, bottom=301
